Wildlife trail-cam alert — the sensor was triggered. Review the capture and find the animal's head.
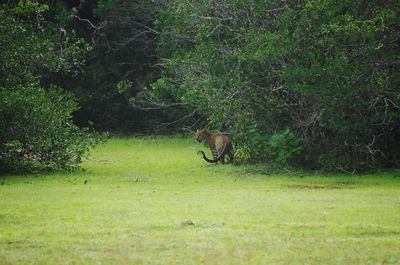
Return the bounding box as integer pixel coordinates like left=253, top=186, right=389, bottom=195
left=195, top=129, right=207, bottom=143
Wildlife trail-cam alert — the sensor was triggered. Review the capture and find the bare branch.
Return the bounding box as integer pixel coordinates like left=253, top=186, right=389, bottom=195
left=159, top=110, right=197, bottom=126
left=72, top=15, right=106, bottom=31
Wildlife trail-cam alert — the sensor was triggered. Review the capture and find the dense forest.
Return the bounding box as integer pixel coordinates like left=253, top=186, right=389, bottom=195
left=1, top=0, right=399, bottom=173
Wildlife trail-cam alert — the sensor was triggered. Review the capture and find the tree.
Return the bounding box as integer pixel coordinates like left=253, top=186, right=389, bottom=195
left=149, top=0, right=400, bottom=171
left=60, top=0, right=168, bottom=132
left=0, top=1, right=99, bottom=172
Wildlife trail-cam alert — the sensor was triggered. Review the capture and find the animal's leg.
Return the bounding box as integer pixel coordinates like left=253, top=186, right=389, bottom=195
left=220, top=154, right=225, bottom=164
left=211, top=149, right=218, bottom=160
left=228, top=150, right=234, bottom=163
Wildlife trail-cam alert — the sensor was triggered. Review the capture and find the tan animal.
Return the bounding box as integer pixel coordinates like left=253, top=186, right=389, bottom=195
left=195, top=129, right=233, bottom=163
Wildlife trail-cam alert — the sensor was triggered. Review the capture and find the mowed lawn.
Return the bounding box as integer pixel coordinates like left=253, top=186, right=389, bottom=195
left=1, top=137, right=400, bottom=265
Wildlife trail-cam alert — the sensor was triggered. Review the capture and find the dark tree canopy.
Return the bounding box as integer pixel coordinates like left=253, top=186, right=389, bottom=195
left=1, top=0, right=399, bottom=172
left=147, top=0, right=400, bottom=171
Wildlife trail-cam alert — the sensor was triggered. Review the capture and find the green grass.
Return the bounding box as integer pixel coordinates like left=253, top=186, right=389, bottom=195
left=1, top=136, right=400, bottom=265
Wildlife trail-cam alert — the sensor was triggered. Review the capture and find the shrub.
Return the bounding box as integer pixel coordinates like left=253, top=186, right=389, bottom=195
left=268, top=129, right=303, bottom=165
left=0, top=83, right=101, bottom=173
left=0, top=1, right=100, bottom=173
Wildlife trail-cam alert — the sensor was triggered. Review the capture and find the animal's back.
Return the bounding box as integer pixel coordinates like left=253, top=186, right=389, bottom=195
left=214, top=134, right=231, bottom=152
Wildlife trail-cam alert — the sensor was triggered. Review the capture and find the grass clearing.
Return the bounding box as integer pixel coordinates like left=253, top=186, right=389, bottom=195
left=1, top=136, right=400, bottom=264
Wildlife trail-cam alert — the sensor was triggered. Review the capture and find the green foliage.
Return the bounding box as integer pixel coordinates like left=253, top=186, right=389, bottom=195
left=0, top=84, right=101, bottom=172
left=152, top=0, right=400, bottom=171
left=93, top=0, right=118, bottom=17
left=268, top=129, right=303, bottom=164
left=116, top=80, right=134, bottom=94
left=0, top=1, right=100, bottom=172
left=233, top=146, right=251, bottom=162
left=3, top=0, right=399, bottom=171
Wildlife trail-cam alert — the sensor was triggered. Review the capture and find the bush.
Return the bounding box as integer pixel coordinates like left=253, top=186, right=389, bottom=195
left=268, top=129, right=303, bottom=165
left=0, top=1, right=101, bottom=173
left=0, top=84, right=101, bottom=172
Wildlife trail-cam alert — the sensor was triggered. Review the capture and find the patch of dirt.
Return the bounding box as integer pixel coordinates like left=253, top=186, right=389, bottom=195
left=287, top=184, right=356, bottom=190
left=181, top=220, right=195, bottom=226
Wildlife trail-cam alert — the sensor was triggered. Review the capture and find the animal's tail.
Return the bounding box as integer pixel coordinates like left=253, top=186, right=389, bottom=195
left=198, top=151, right=219, bottom=163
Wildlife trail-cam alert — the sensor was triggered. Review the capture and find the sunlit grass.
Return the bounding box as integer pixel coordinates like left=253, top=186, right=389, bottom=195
left=1, top=136, right=399, bottom=264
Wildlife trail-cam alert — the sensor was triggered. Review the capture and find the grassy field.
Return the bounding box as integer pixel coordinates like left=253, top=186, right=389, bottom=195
left=1, top=136, right=400, bottom=265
